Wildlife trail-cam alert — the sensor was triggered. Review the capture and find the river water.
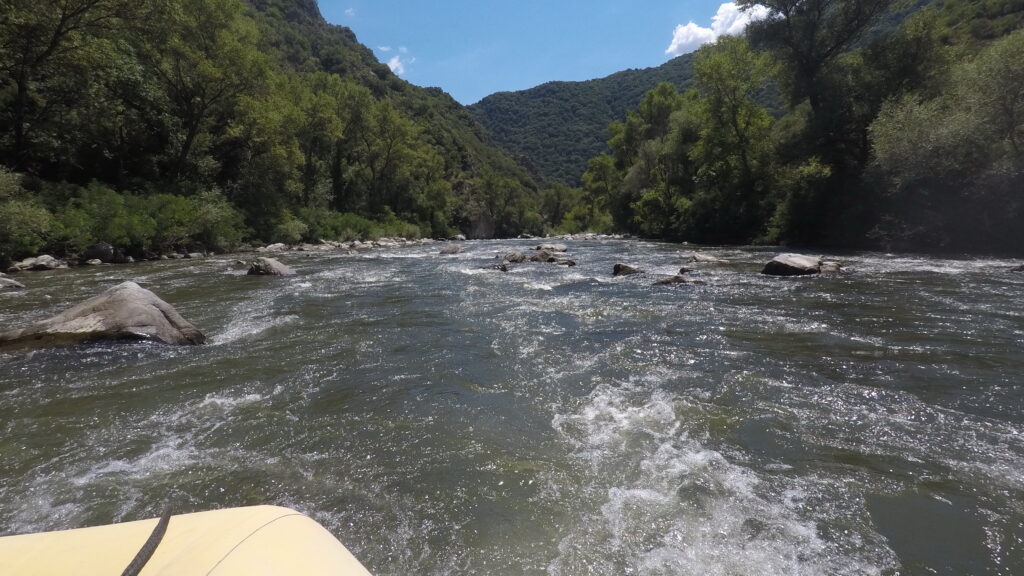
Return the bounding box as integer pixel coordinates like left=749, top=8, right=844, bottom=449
left=1, top=239, right=1022, bottom=575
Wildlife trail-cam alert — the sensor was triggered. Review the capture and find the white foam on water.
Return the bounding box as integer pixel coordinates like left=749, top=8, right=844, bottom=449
left=213, top=313, right=298, bottom=345
left=549, top=380, right=889, bottom=576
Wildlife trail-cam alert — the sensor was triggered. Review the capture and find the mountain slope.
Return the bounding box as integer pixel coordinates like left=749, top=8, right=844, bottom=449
left=249, top=0, right=535, bottom=191
left=469, top=55, right=697, bottom=185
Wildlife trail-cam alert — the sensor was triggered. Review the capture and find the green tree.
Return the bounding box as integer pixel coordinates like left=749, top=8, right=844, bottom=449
left=144, top=0, right=268, bottom=183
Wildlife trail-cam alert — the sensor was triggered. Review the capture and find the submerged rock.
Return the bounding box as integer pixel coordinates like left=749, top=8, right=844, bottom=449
left=248, top=257, right=296, bottom=276
left=0, top=277, right=25, bottom=290
left=762, top=254, right=822, bottom=276
left=613, top=263, right=642, bottom=277
left=1011, top=264, right=1024, bottom=273
left=0, top=281, right=205, bottom=348
left=439, top=245, right=464, bottom=255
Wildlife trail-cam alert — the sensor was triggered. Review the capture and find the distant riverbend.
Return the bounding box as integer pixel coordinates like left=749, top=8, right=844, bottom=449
left=1, top=239, right=1022, bottom=575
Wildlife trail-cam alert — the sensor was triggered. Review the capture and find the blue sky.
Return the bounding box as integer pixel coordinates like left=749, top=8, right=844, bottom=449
left=317, top=1, right=766, bottom=104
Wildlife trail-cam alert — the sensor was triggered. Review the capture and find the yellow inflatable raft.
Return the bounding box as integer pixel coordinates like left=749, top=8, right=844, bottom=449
left=0, top=505, right=373, bottom=575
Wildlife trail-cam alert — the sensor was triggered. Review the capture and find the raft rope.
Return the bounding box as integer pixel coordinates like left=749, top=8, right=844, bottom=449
left=120, top=503, right=172, bottom=576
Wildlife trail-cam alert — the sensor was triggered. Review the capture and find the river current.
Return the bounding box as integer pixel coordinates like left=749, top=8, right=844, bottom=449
left=1, top=239, right=1022, bottom=575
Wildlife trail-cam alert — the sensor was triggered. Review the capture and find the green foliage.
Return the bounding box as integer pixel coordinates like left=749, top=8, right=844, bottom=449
left=0, top=0, right=543, bottom=260
left=469, top=56, right=701, bottom=185
left=0, top=169, right=53, bottom=261
left=868, top=29, right=1024, bottom=251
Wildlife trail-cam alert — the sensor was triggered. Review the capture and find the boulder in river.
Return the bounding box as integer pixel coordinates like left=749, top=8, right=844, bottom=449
left=257, top=243, right=288, bottom=253
left=613, top=263, right=642, bottom=277
left=440, top=245, right=464, bottom=255
left=500, top=251, right=527, bottom=264
left=9, top=255, right=64, bottom=272
left=0, top=277, right=25, bottom=290
left=762, top=253, right=822, bottom=276
left=1011, top=264, right=1024, bottom=273
left=536, top=243, right=568, bottom=253
left=530, top=250, right=559, bottom=263
left=84, top=259, right=103, bottom=266
left=0, top=281, right=205, bottom=348
left=248, top=257, right=296, bottom=276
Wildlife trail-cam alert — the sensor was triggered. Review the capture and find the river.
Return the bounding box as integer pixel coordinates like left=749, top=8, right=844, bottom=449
left=1, top=239, right=1022, bottom=575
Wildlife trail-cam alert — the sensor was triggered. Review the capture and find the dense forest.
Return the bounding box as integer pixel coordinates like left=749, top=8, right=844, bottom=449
left=469, top=56, right=701, bottom=186
left=2, top=0, right=1022, bottom=264
left=0, top=0, right=546, bottom=266
left=544, top=0, right=1024, bottom=253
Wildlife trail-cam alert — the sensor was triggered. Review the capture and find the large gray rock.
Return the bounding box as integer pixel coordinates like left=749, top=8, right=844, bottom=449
left=247, top=257, right=296, bottom=276
left=613, top=263, right=643, bottom=277
left=439, top=245, right=464, bottom=255
left=0, top=277, right=25, bottom=290
left=0, top=281, right=205, bottom=348
left=762, top=254, right=822, bottom=276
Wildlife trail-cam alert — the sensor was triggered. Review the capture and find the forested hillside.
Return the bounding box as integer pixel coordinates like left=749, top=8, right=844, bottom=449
left=469, top=56, right=699, bottom=185
left=544, top=0, right=1024, bottom=254
left=0, top=0, right=543, bottom=266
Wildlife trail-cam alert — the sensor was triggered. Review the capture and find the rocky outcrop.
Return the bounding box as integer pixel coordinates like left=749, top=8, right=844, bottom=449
left=613, top=263, right=642, bottom=277
left=0, top=281, right=205, bottom=348
left=439, top=245, right=464, bottom=255
left=762, top=254, right=822, bottom=276
left=247, top=257, right=296, bottom=276
left=0, top=277, right=25, bottom=290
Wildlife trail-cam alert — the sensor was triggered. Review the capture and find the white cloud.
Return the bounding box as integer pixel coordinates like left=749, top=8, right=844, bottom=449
left=665, top=2, right=770, bottom=56
left=344, top=8, right=356, bottom=18
left=378, top=46, right=392, bottom=53
left=387, top=55, right=405, bottom=75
